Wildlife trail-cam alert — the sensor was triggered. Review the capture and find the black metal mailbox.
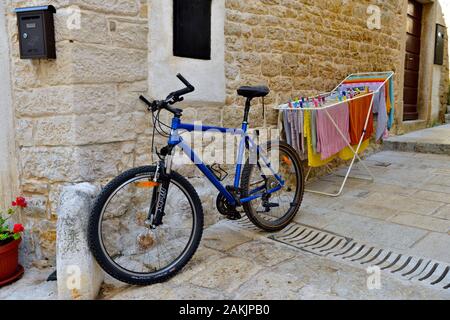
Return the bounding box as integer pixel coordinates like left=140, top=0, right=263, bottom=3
left=434, top=24, right=445, bottom=65
left=15, top=5, right=56, bottom=59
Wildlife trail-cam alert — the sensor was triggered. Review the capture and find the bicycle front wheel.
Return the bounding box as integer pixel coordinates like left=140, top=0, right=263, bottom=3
left=88, top=166, right=203, bottom=286
left=241, top=141, right=304, bottom=232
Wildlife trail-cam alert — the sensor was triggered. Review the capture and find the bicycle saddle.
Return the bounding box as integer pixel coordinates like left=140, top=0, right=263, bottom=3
left=237, top=86, right=270, bottom=99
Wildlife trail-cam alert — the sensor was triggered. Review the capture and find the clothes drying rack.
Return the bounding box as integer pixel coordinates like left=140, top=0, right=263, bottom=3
left=274, top=71, right=395, bottom=197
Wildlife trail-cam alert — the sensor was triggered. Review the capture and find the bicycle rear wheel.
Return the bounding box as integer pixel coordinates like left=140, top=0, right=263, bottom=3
left=88, top=166, right=203, bottom=286
left=241, top=141, right=304, bottom=232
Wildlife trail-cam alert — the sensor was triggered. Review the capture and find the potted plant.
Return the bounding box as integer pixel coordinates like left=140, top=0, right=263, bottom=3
left=0, top=197, right=26, bottom=287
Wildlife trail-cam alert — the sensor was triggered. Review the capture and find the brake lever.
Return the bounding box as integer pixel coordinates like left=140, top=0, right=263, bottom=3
left=169, top=96, right=184, bottom=105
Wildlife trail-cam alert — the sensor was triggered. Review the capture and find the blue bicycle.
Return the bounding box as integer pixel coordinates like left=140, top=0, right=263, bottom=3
left=88, top=74, right=304, bottom=285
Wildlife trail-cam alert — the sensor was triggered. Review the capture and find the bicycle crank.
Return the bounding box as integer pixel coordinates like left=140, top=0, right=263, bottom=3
left=216, top=193, right=242, bottom=220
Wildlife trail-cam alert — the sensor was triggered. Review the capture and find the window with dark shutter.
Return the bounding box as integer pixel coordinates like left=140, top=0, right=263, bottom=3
left=173, top=0, right=212, bottom=60
left=435, top=24, right=445, bottom=65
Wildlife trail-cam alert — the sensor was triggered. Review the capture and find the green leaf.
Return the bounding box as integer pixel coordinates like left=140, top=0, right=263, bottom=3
left=13, top=234, right=21, bottom=240
left=7, top=208, right=14, bottom=215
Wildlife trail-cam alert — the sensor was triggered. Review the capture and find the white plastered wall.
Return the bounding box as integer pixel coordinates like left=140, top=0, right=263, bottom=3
left=430, top=1, right=446, bottom=122
left=0, top=2, right=17, bottom=208
left=148, top=0, right=225, bottom=105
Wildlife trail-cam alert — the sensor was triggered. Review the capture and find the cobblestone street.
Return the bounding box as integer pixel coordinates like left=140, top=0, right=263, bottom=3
left=1, top=150, right=450, bottom=300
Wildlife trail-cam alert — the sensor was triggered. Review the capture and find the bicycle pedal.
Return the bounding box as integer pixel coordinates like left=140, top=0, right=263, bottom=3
left=262, top=202, right=280, bottom=208
left=226, top=212, right=242, bottom=221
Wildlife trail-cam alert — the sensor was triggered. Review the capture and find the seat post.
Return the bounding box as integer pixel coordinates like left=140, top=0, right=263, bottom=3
left=243, top=98, right=252, bottom=124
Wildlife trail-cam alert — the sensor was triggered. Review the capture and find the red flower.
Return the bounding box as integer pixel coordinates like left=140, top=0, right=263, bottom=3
left=13, top=224, right=24, bottom=234
left=12, top=197, right=27, bottom=208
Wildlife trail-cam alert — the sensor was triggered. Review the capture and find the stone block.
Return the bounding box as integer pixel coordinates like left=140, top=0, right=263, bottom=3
left=56, top=183, right=103, bottom=300
left=434, top=204, right=450, bottom=220
left=410, top=232, right=450, bottom=263
left=389, top=212, right=450, bottom=233
left=71, top=43, right=147, bottom=84
left=189, top=256, right=261, bottom=293
left=15, top=85, right=116, bottom=117
left=70, top=0, right=140, bottom=16
left=110, top=20, right=148, bottom=49
left=55, top=9, right=109, bottom=45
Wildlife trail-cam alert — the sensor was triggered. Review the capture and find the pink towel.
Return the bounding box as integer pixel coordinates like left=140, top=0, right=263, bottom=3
left=316, top=102, right=350, bottom=160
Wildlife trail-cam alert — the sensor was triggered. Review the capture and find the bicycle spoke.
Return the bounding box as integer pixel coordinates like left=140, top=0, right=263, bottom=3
left=99, top=174, right=197, bottom=276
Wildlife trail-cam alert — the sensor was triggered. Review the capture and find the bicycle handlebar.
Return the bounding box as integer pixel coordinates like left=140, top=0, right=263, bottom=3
left=140, top=74, right=195, bottom=116
left=139, top=95, right=152, bottom=107
left=177, top=73, right=195, bottom=91
left=167, top=73, right=195, bottom=100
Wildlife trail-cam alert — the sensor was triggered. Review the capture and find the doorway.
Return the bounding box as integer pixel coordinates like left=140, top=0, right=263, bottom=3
left=403, top=0, right=423, bottom=121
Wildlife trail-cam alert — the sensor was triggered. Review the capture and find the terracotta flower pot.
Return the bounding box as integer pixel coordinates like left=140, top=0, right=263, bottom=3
left=0, top=238, right=23, bottom=286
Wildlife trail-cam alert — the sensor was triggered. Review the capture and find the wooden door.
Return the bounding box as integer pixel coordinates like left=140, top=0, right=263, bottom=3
left=403, top=0, right=422, bottom=121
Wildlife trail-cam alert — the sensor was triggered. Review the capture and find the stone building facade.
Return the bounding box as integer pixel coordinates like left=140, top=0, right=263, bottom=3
left=0, top=0, right=448, bottom=266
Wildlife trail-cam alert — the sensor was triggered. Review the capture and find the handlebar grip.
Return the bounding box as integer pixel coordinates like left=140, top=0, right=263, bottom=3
left=176, top=73, right=195, bottom=91
left=139, top=95, right=152, bottom=107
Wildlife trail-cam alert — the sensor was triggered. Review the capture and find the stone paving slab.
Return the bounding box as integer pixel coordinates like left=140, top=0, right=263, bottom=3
left=384, top=125, right=450, bottom=155
left=105, top=236, right=449, bottom=300
left=315, top=212, right=429, bottom=252
left=389, top=213, right=450, bottom=233
left=409, top=233, right=450, bottom=263
left=303, top=151, right=450, bottom=257
left=434, top=205, right=450, bottom=220
left=0, top=268, right=57, bottom=300
left=387, top=125, right=450, bottom=144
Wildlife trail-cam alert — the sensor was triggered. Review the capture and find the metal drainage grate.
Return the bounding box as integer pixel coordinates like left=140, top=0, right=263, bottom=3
left=233, top=219, right=450, bottom=291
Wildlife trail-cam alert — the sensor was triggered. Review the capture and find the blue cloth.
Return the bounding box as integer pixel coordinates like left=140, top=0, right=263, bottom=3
left=387, top=76, right=395, bottom=130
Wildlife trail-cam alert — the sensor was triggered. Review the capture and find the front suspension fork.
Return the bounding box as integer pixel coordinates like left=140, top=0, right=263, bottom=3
left=147, top=156, right=173, bottom=228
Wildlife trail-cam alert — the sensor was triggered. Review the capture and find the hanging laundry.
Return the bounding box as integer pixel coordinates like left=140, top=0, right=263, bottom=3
left=348, top=94, right=374, bottom=145
left=304, top=110, right=336, bottom=167
left=297, top=110, right=305, bottom=158
left=315, top=102, right=350, bottom=160
left=339, top=139, right=370, bottom=161
left=311, top=110, right=318, bottom=154
left=373, top=86, right=388, bottom=141
left=278, top=72, right=395, bottom=168
left=287, top=110, right=300, bottom=152
left=281, top=110, right=306, bottom=160
left=282, top=110, right=292, bottom=146
left=387, top=76, right=395, bottom=130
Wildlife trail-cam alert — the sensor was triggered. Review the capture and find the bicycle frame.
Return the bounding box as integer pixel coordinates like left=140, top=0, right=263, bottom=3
left=167, top=117, right=285, bottom=207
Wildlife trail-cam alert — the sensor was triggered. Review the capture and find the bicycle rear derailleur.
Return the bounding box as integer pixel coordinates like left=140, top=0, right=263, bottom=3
left=216, top=186, right=242, bottom=221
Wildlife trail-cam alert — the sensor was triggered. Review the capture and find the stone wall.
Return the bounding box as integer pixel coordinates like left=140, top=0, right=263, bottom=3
left=6, top=0, right=149, bottom=267
left=3, top=0, right=449, bottom=266
left=223, top=0, right=406, bottom=129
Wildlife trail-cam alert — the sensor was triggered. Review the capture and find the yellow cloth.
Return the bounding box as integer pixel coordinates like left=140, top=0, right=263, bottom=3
left=339, top=139, right=370, bottom=161
left=304, top=110, right=371, bottom=166
left=385, top=80, right=391, bottom=115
